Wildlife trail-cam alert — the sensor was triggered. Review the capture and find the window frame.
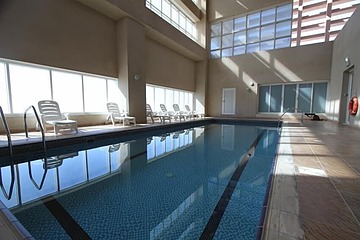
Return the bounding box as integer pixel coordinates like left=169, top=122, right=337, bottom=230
left=210, top=3, right=293, bottom=59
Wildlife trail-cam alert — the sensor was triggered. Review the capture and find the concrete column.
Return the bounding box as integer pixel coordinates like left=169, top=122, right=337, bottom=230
left=116, top=17, right=146, bottom=123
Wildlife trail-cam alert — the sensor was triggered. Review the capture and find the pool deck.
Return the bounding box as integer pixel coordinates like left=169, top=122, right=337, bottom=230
left=263, top=120, right=360, bottom=240
left=1, top=118, right=360, bottom=239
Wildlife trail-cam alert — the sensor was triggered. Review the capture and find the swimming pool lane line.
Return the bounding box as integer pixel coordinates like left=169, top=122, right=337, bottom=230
left=42, top=195, right=91, bottom=240
left=199, top=130, right=266, bottom=240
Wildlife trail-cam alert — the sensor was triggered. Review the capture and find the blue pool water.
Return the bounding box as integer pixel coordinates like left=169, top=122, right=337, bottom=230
left=0, top=123, right=279, bottom=239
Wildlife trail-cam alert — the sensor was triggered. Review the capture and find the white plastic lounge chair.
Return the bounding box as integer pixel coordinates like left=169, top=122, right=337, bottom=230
left=38, top=100, right=78, bottom=135
left=107, top=102, right=136, bottom=126
left=147, top=104, right=171, bottom=123
left=185, top=105, right=204, bottom=118
left=173, top=104, right=189, bottom=121
left=159, top=104, right=176, bottom=122
left=146, top=104, right=155, bottom=123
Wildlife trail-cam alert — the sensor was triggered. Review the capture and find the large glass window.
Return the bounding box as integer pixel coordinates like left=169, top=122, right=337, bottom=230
left=270, top=85, right=282, bottom=112
left=146, top=0, right=196, bottom=40
left=0, top=63, right=9, bottom=112
left=259, top=82, right=327, bottom=113
left=146, top=84, right=194, bottom=113
left=298, top=83, right=312, bottom=113
left=9, top=64, right=51, bottom=113
left=210, top=3, right=292, bottom=58
left=52, top=71, right=83, bottom=113
left=0, top=59, right=118, bottom=114
left=83, top=76, right=107, bottom=112
left=283, top=84, right=297, bottom=113
left=313, top=82, right=327, bottom=113
left=258, top=86, right=270, bottom=112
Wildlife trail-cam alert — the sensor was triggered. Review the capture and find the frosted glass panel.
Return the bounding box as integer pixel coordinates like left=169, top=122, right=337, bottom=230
left=52, top=71, right=83, bottom=113
left=9, top=64, right=51, bottom=113
left=313, top=83, right=327, bottom=113
left=284, top=84, right=296, bottom=113
left=0, top=63, right=9, bottom=113
left=270, top=85, right=282, bottom=112
left=259, top=86, right=270, bottom=112
left=298, top=83, right=312, bottom=112
left=83, top=75, right=107, bottom=112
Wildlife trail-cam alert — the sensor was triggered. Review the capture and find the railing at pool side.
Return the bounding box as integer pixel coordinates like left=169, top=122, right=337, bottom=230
left=0, top=106, right=15, bottom=200
left=277, top=108, right=304, bottom=133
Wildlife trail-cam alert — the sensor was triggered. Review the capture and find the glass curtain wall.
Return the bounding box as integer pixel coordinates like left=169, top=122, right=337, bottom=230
left=0, top=59, right=119, bottom=114
left=258, top=82, right=328, bottom=113
left=146, top=84, right=194, bottom=113
left=210, top=3, right=292, bottom=58
left=146, top=0, right=196, bottom=40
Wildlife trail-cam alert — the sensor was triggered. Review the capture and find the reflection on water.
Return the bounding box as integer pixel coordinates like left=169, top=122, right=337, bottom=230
left=1, top=128, right=202, bottom=210
left=147, top=129, right=195, bottom=162
left=1, top=124, right=279, bottom=240
left=0, top=143, right=129, bottom=209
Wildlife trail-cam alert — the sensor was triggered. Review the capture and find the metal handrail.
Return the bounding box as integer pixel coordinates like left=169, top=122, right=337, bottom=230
left=0, top=106, right=13, bottom=157
left=0, top=106, right=15, bottom=200
left=24, top=105, right=46, bottom=154
left=277, top=108, right=304, bottom=132
left=24, top=105, right=49, bottom=190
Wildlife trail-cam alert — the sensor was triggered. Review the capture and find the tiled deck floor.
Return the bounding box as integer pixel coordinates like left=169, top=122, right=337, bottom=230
left=263, top=120, right=360, bottom=240
left=1, top=120, right=360, bottom=239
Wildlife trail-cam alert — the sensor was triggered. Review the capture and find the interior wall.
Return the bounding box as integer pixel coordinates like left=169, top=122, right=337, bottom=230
left=328, top=6, right=360, bottom=127
left=0, top=0, right=117, bottom=77
left=145, top=38, right=196, bottom=92
left=208, top=0, right=289, bottom=22
left=207, top=42, right=333, bottom=117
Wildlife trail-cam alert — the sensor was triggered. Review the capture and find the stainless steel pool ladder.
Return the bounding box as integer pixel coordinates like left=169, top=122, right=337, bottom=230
left=0, top=106, right=15, bottom=200
left=24, top=105, right=49, bottom=190
left=24, top=105, right=47, bottom=153
left=277, top=108, right=304, bottom=133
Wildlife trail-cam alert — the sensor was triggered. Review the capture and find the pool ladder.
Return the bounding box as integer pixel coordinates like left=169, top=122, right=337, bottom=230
left=0, top=106, right=15, bottom=200
left=277, top=108, right=304, bottom=133
left=24, top=105, right=49, bottom=190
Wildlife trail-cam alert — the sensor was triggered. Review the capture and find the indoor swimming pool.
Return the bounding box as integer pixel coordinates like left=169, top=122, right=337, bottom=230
left=0, top=122, right=279, bottom=239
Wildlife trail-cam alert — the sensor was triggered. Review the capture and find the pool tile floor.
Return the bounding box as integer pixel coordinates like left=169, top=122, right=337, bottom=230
left=263, top=121, right=360, bottom=240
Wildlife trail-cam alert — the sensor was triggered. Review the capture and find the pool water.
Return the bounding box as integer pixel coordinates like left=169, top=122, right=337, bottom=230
left=1, top=123, right=279, bottom=239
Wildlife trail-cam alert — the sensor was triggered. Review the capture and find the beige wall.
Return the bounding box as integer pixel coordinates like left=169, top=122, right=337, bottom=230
left=0, top=0, right=118, bottom=77
left=208, top=0, right=290, bottom=22
left=145, top=38, right=196, bottom=92
left=208, top=42, right=333, bottom=117
left=328, top=6, right=360, bottom=127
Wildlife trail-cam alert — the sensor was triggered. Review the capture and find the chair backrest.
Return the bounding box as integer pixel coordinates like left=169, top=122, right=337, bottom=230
left=185, top=105, right=191, bottom=112
left=107, top=102, right=124, bottom=117
left=160, top=104, right=167, bottom=113
left=173, top=104, right=180, bottom=112
left=38, top=100, right=63, bottom=121
left=146, top=104, right=153, bottom=115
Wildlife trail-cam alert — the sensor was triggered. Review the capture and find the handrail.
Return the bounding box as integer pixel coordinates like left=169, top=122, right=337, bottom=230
left=24, top=105, right=46, bottom=154
left=24, top=105, right=49, bottom=190
left=0, top=106, right=13, bottom=157
left=0, top=106, right=15, bottom=200
left=277, top=108, right=304, bottom=132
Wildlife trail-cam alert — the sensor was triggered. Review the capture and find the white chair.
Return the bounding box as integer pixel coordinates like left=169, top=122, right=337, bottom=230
left=107, top=102, right=136, bottom=126
left=147, top=104, right=171, bottom=123
left=185, top=105, right=204, bottom=118
left=38, top=100, right=78, bottom=135
left=173, top=104, right=190, bottom=121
